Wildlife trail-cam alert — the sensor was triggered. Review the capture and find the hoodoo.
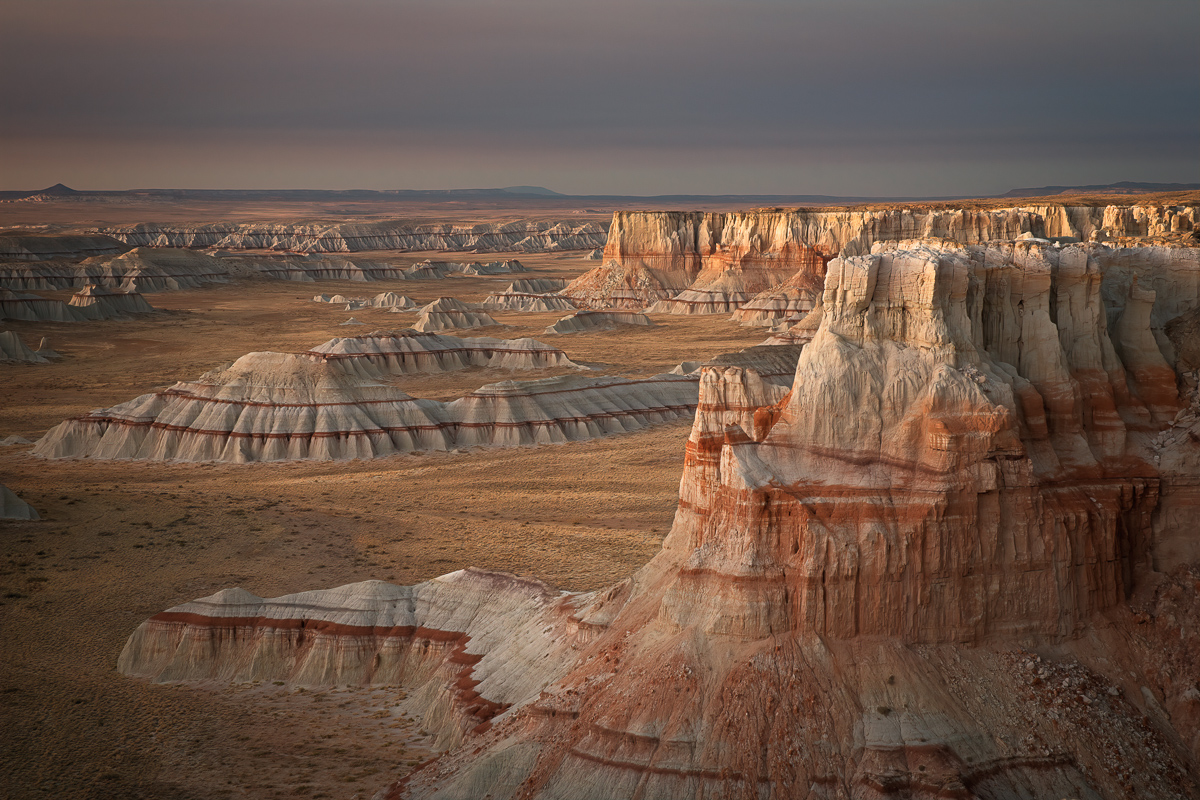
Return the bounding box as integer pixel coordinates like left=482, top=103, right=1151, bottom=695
left=117, top=238, right=1200, bottom=798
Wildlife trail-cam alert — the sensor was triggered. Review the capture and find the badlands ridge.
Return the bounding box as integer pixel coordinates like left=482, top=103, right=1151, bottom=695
left=106, top=201, right=1200, bottom=799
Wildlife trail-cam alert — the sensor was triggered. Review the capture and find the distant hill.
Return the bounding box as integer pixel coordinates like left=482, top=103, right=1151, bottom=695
left=1001, top=181, right=1200, bottom=198
left=501, top=186, right=563, bottom=196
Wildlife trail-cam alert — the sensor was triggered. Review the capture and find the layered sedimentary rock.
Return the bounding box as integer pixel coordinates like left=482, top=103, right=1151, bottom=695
left=234, top=254, right=407, bottom=282
left=569, top=205, right=1197, bottom=306
left=445, top=373, right=699, bottom=446
left=0, top=247, right=230, bottom=292
left=646, top=289, right=753, bottom=315
left=68, top=285, right=155, bottom=316
left=481, top=292, right=578, bottom=313
left=119, top=236, right=1200, bottom=799
left=0, top=330, right=48, bottom=363
left=0, top=233, right=129, bottom=262
left=313, top=292, right=419, bottom=310
left=0, top=289, right=94, bottom=322
left=544, top=310, right=653, bottom=334
left=413, top=298, right=498, bottom=333
left=38, top=334, right=816, bottom=462
left=303, top=330, right=580, bottom=375
left=731, top=265, right=826, bottom=327
left=460, top=259, right=527, bottom=276
left=505, top=278, right=568, bottom=294
left=0, top=484, right=39, bottom=520
left=101, top=220, right=608, bottom=253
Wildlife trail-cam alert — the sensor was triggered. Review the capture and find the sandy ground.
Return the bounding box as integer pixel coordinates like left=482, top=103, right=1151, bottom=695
left=0, top=250, right=771, bottom=800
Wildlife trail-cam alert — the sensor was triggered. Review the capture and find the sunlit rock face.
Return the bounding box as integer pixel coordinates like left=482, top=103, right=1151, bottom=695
left=565, top=204, right=1198, bottom=307
left=117, top=237, right=1200, bottom=799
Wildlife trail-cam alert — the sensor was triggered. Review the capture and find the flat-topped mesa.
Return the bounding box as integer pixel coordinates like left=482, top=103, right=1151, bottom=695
left=566, top=205, right=1199, bottom=307
left=302, top=330, right=581, bottom=375
left=100, top=219, right=609, bottom=253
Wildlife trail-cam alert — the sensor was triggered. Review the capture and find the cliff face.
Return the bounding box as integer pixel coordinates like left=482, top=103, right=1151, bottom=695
left=99, top=220, right=608, bottom=254
left=116, top=238, right=1200, bottom=798
left=567, top=204, right=1199, bottom=307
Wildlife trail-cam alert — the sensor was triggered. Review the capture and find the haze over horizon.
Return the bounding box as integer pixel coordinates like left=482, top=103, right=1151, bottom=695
left=3, top=0, right=1197, bottom=197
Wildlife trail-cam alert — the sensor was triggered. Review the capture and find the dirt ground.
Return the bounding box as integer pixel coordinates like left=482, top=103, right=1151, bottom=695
left=0, top=250, right=771, bottom=800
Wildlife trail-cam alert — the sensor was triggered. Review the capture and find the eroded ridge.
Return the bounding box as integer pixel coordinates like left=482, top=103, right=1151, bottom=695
left=34, top=333, right=791, bottom=462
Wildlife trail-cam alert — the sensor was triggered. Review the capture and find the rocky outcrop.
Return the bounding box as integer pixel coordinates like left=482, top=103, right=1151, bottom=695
left=0, top=248, right=230, bottom=292
left=68, top=285, right=155, bottom=316
left=569, top=205, right=1198, bottom=307
left=646, top=289, right=753, bottom=315
left=101, top=220, right=608, bottom=254
left=0, top=233, right=129, bottom=262
left=481, top=292, right=578, bottom=313
left=505, top=278, right=568, bottom=294
left=544, top=310, right=653, bottom=335
left=37, top=335, right=809, bottom=463
left=0, top=484, right=39, bottom=520
left=0, top=330, right=48, bottom=363
left=413, top=298, right=498, bottom=333
left=732, top=265, right=826, bottom=327
left=303, top=330, right=580, bottom=375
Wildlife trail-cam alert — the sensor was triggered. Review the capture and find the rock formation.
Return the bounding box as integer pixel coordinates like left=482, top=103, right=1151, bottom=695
left=68, top=285, right=155, bottom=317
left=302, top=330, right=580, bottom=375
left=0, top=484, right=39, bottom=520
left=116, top=237, right=1200, bottom=798
left=237, top=254, right=408, bottom=282
left=413, top=298, right=498, bottom=333
left=313, top=292, right=419, bottom=310
left=731, top=266, right=827, bottom=327
left=505, top=278, right=568, bottom=294
left=0, top=247, right=229, bottom=292
left=646, top=289, right=753, bottom=315
left=544, top=310, right=653, bottom=335
left=0, top=330, right=48, bottom=363
left=0, top=288, right=96, bottom=322
left=36, top=333, right=804, bottom=463
left=482, top=292, right=578, bottom=313
left=101, top=220, right=608, bottom=254
left=0, top=233, right=129, bottom=262
left=567, top=204, right=1197, bottom=307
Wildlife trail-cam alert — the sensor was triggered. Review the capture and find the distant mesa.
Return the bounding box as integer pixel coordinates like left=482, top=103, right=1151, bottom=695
left=1001, top=181, right=1200, bottom=198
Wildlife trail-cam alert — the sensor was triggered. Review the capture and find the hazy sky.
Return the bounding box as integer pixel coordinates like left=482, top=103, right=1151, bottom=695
left=2, top=0, right=1197, bottom=195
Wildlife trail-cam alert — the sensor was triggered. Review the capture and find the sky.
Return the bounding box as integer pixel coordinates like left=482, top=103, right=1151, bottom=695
left=2, top=0, right=1197, bottom=196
